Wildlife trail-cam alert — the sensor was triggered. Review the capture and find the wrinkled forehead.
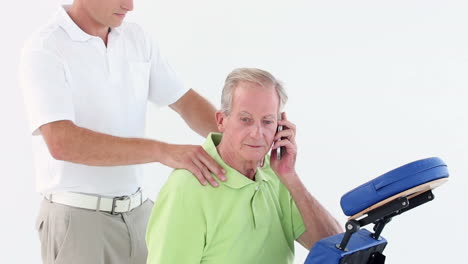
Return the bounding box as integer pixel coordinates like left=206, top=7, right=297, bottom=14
left=231, top=81, right=280, bottom=117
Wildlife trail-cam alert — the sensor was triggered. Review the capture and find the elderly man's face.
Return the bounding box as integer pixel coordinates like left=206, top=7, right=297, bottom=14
left=217, top=81, right=280, bottom=162
left=82, top=0, right=133, bottom=27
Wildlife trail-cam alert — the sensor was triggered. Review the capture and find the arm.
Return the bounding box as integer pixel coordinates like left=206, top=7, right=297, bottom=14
left=270, top=113, right=342, bottom=249
left=170, top=88, right=219, bottom=137
left=282, top=176, right=342, bottom=249
left=41, top=120, right=165, bottom=166
left=147, top=34, right=217, bottom=138
left=23, top=45, right=224, bottom=185
left=40, top=120, right=225, bottom=186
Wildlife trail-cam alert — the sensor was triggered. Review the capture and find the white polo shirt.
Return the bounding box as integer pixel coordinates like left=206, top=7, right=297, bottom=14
left=20, top=6, right=189, bottom=196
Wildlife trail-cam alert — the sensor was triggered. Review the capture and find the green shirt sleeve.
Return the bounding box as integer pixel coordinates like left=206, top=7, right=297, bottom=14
left=146, top=170, right=206, bottom=264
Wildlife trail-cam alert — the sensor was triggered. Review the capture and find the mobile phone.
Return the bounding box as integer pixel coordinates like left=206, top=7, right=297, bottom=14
left=276, top=124, right=283, bottom=160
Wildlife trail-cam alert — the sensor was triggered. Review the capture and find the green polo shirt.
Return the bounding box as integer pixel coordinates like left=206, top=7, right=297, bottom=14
left=146, top=133, right=306, bottom=264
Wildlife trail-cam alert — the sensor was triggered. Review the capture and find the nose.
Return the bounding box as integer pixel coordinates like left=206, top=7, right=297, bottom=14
left=249, top=123, right=263, bottom=139
left=121, top=0, right=134, bottom=11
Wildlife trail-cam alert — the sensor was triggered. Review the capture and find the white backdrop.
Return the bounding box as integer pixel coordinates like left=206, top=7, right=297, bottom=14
left=2, top=0, right=467, bottom=263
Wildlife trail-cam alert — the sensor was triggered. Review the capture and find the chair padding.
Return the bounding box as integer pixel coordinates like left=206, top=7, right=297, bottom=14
left=305, top=229, right=387, bottom=264
left=340, top=157, right=448, bottom=216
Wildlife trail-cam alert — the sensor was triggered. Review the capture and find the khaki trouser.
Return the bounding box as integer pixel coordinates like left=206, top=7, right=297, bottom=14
left=36, top=198, right=153, bottom=264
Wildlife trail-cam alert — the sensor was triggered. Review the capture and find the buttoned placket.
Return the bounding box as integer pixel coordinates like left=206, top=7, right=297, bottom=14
left=91, top=32, right=115, bottom=78
left=250, top=181, right=271, bottom=230
left=105, top=31, right=116, bottom=79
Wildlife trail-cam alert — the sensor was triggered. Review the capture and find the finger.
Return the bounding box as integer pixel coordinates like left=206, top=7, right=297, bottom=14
left=187, top=163, right=207, bottom=186
left=271, top=139, right=285, bottom=151
left=193, top=158, right=219, bottom=187
left=278, top=113, right=296, bottom=132
left=274, top=127, right=296, bottom=144
left=278, top=120, right=296, bottom=134
left=270, top=147, right=278, bottom=160
left=272, top=139, right=297, bottom=154
left=274, top=128, right=295, bottom=141
left=198, top=150, right=227, bottom=181
left=270, top=148, right=279, bottom=165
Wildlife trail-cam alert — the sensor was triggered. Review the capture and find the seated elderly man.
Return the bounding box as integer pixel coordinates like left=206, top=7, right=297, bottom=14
left=146, top=68, right=342, bottom=263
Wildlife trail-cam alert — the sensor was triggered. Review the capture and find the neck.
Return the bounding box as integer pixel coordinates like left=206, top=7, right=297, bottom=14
left=67, top=3, right=109, bottom=44
left=217, top=141, right=262, bottom=180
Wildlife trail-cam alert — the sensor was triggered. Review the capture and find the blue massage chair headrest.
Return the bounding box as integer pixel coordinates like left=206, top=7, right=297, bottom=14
left=305, top=157, right=449, bottom=264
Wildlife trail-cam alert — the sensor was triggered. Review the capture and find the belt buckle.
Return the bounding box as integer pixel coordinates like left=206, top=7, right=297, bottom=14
left=110, top=195, right=130, bottom=215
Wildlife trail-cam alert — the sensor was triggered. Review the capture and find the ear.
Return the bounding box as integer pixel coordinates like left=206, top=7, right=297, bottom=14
left=215, top=111, right=226, bottom=132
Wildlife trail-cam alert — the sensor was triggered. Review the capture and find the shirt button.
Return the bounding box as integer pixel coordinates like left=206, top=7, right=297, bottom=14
left=255, top=186, right=259, bottom=191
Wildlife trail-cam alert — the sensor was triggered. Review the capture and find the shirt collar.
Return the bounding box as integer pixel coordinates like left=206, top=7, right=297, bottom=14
left=202, top=133, right=270, bottom=189
left=57, top=5, right=122, bottom=42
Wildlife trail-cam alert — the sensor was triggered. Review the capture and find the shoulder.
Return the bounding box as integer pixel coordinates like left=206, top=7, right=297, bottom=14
left=21, top=23, right=69, bottom=76
left=157, top=168, right=230, bottom=207
left=22, top=20, right=63, bottom=57
left=158, top=169, right=210, bottom=201
left=166, top=168, right=204, bottom=189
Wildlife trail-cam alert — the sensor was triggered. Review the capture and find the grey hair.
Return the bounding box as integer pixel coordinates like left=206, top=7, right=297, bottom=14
left=220, top=68, right=288, bottom=116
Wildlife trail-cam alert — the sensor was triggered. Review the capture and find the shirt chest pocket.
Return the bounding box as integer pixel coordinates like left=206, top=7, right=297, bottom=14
left=127, top=61, right=151, bottom=102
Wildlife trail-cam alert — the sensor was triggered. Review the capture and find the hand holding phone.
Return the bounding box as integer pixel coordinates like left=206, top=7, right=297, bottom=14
left=270, top=112, right=298, bottom=179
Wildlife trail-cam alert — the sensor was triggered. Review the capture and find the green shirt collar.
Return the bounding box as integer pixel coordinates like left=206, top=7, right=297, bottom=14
left=203, top=133, right=269, bottom=189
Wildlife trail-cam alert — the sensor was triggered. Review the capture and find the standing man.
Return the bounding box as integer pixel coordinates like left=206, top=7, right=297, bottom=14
left=20, top=0, right=225, bottom=263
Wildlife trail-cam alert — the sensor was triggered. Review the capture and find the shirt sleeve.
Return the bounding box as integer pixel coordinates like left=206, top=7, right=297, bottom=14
left=19, top=48, right=75, bottom=136
left=146, top=170, right=206, bottom=264
left=146, top=35, right=189, bottom=107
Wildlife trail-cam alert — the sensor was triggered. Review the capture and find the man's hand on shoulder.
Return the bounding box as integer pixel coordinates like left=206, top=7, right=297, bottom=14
left=159, top=143, right=226, bottom=187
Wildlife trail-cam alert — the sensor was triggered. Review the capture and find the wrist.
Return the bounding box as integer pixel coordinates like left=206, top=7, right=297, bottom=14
left=279, top=172, right=301, bottom=188
left=151, top=140, right=168, bottom=163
